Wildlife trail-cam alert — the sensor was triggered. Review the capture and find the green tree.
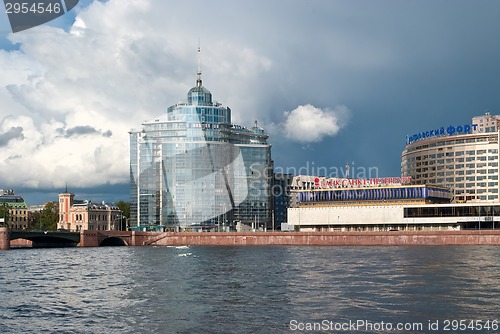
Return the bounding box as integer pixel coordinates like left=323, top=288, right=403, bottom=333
left=30, top=210, right=41, bottom=230
left=39, top=202, right=59, bottom=231
left=115, top=200, right=130, bottom=230
left=115, top=200, right=130, bottom=218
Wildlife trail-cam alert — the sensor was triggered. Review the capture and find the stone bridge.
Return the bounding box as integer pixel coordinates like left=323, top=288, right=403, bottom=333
left=79, top=230, right=163, bottom=247
left=0, top=228, right=163, bottom=250
left=6, top=229, right=81, bottom=248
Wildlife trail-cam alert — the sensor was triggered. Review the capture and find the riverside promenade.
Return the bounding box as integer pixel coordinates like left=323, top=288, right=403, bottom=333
left=2, top=228, right=500, bottom=250
left=146, top=230, right=500, bottom=246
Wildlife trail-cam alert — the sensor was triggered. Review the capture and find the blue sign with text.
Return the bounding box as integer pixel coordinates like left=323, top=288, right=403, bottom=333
left=406, top=123, right=478, bottom=145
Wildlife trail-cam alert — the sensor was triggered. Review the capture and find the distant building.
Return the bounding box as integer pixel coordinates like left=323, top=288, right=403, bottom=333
left=57, top=192, right=122, bottom=231
left=0, top=189, right=30, bottom=230
left=129, top=49, right=272, bottom=230
left=472, top=112, right=500, bottom=134
left=402, top=113, right=500, bottom=202
left=272, top=173, right=293, bottom=229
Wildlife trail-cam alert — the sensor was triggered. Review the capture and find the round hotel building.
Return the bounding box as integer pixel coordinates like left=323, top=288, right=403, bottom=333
left=401, top=113, right=500, bottom=203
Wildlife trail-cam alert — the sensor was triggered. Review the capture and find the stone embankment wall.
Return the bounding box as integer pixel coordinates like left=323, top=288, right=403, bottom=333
left=10, top=239, right=33, bottom=247
left=0, top=227, right=9, bottom=250
left=3, top=230, right=500, bottom=250
left=146, top=231, right=500, bottom=246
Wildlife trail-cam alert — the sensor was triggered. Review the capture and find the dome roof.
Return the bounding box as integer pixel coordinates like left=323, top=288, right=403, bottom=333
left=188, top=85, right=211, bottom=96
left=187, top=79, right=213, bottom=105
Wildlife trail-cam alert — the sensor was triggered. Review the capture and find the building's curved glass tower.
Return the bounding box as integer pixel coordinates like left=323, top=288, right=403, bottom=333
left=130, top=60, right=272, bottom=230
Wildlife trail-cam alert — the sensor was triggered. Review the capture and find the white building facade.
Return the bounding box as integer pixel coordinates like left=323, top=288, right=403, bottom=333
left=402, top=113, right=500, bottom=203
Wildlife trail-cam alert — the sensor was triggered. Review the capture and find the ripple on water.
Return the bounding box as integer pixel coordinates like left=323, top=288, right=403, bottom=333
left=0, top=245, right=499, bottom=333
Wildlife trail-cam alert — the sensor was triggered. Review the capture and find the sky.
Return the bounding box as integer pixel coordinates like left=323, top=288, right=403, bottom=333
left=1, top=0, right=500, bottom=205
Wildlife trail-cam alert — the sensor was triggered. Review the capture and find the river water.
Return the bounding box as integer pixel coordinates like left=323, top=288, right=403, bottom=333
left=0, top=245, right=499, bottom=333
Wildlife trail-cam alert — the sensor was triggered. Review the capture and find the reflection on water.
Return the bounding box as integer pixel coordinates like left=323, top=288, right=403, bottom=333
left=0, top=246, right=499, bottom=333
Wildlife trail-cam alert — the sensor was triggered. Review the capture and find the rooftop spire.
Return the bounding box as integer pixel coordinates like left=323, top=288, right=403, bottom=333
left=196, top=41, right=202, bottom=87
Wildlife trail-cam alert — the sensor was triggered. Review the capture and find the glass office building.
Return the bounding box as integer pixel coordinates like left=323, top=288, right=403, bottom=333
left=129, top=71, right=272, bottom=230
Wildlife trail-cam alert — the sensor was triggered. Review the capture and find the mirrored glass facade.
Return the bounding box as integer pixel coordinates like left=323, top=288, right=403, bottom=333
left=130, top=77, right=272, bottom=229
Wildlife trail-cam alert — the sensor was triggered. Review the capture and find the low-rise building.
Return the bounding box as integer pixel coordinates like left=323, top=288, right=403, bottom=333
left=57, top=192, right=122, bottom=231
left=0, top=189, right=30, bottom=230
left=284, top=175, right=480, bottom=232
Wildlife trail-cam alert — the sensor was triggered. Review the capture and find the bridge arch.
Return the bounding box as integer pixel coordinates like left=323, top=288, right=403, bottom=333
left=10, top=231, right=80, bottom=248
left=99, top=236, right=128, bottom=246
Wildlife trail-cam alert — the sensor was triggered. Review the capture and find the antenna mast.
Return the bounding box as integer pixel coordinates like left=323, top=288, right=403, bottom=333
left=196, top=40, right=202, bottom=87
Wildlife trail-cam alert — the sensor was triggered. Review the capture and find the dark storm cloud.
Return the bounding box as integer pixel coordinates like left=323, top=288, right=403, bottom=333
left=0, top=126, right=24, bottom=146
left=61, top=125, right=113, bottom=138
left=17, top=182, right=129, bottom=205
left=238, top=0, right=500, bottom=177
left=2, top=0, right=500, bottom=202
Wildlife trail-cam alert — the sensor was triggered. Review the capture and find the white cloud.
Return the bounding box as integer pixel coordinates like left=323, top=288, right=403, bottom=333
left=281, top=104, right=350, bottom=143
left=0, top=0, right=273, bottom=190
